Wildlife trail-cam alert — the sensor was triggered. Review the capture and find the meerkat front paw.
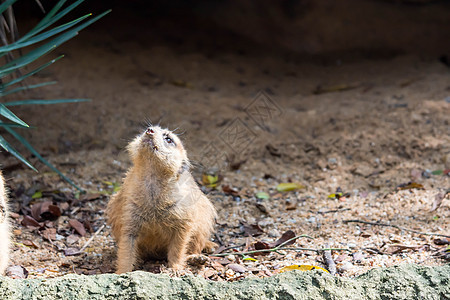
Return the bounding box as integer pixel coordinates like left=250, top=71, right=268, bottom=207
left=186, top=254, right=209, bottom=267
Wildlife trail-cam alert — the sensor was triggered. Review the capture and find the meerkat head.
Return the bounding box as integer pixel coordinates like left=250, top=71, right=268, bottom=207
left=127, top=126, right=191, bottom=176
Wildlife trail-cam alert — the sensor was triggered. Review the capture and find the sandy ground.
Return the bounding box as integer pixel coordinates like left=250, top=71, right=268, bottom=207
left=0, top=13, right=449, bottom=280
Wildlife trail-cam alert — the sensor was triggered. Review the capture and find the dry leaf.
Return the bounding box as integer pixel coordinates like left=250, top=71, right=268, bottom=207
left=276, top=183, right=305, bottom=192
left=278, top=265, right=329, bottom=273
left=42, top=228, right=56, bottom=241
left=31, top=201, right=61, bottom=221
left=253, top=241, right=270, bottom=256
left=222, top=185, right=239, bottom=196
left=69, top=219, right=86, bottom=236
left=397, top=182, right=424, bottom=190
left=269, top=230, right=296, bottom=248
left=22, top=240, right=39, bottom=248
left=21, top=215, right=41, bottom=229
left=66, top=234, right=80, bottom=245
left=242, top=222, right=264, bottom=237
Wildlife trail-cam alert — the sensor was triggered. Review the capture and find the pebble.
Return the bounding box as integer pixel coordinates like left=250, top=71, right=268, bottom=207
left=339, top=261, right=354, bottom=273
left=307, top=217, right=316, bottom=223
left=268, top=229, right=281, bottom=238
left=347, top=243, right=357, bottom=248
left=227, top=264, right=247, bottom=273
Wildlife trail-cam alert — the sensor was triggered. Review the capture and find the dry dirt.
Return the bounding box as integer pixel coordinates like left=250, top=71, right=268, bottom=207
left=0, top=11, right=449, bottom=281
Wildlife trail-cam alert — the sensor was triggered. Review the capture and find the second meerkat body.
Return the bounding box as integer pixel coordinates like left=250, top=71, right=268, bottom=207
left=0, top=171, right=10, bottom=275
left=107, top=126, right=216, bottom=273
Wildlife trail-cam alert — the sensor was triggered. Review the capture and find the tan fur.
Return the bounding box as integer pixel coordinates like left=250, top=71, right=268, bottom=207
left=0, top=170, right=10, bottom=275
left=107, top=126, right=216, bottom=273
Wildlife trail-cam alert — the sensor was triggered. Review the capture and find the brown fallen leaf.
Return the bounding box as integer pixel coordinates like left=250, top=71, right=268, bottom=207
left=222, top=185, right=239, bottom=197
left=42, top=228, right=56, bottom=241
left=66, top=234, right=80, bottom=245
left=69, top=219, right=86, bottom=236
left=433, top=238, right=449, bottom=245
left=22, top=240, right=39, bottom=248
left=396, top=182, right=424, bottom=191
left=242, top=222, right=264, bottom=237
left=253, top=241, right=271, bottom=256
left=31, top=201, right=61, bottom=221
left=269, top=230, right=297, bottom=248
left=21, top=215, right=41, bottom=229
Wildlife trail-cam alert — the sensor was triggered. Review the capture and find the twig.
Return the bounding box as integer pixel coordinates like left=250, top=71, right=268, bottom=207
left=79, top=224, right=105, bottom=252
left=213, top=243, right=245, bottom=255
left=323, top=244, right=336, bottom=276
left=209, top=247, right=351, bottom=257
left=214, top=232, right=224, bottom=246
left=343, top=219, right=450, bottom=239
left=209, top=235, right=345, bottom=257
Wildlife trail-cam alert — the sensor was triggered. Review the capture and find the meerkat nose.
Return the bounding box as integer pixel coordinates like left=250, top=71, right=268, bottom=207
left=146, top=128, right=154, bottom=135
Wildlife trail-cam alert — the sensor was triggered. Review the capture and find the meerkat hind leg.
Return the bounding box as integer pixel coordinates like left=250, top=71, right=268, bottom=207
left=167, top=232, right=190, bottom=270
left=116, top=234, right=138, bottom=274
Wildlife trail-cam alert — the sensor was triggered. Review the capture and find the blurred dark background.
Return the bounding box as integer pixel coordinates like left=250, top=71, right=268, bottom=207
left=15, top=0, right=450, bottom=61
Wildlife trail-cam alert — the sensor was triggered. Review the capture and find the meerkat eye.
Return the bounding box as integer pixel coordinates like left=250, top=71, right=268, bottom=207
left=165, top=136, right=174, bottom=144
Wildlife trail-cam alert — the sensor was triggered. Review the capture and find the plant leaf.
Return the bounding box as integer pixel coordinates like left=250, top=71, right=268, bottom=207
left=0, top=0, right=17, bottom=15
left=0, top=9, right=111, bottom=77
left=0, top=31, right=77, bottom=76
left=0, top=134, right=36, bottom=171
left=256, top=192, right=269, bottom=199
left=0, top=122, right=28, bottom=128
left=4, top=98, right=90, bottom=106
left=276, top=182, right=305, bottom=192
left=1, top=81, right=57, bottom=96
left=0, top=103, right=28, bottom=127
left=1, top=55, right=63, bottom=88
left=0, top=14, right=91, bottom=52
left=4, top=127, right=82, bottom=191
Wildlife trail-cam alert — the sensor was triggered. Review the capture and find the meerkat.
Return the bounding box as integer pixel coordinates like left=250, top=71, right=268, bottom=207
left=107, top=125, right=217, bottom=274
left=0, top=170, right=10, bottom=275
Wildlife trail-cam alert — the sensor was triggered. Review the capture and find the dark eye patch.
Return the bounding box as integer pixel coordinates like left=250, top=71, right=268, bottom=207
left=164, top=134, right=175, bottom=145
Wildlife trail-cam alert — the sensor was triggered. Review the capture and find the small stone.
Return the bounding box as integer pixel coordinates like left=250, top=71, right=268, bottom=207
left=268, top=229, right=280, bottom=238
left=339, top=261, right=354, bottom=272
left=6, top=265, right=28, bottom=279
left=307, top=217, right=316, bottom=223
left=227, top=264, right=247, bottom=273
left=352, top=251, right=365, bottom=263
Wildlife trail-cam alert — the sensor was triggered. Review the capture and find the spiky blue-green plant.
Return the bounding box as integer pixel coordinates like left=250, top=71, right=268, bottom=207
left=0, top=0, right=110, bottom=191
